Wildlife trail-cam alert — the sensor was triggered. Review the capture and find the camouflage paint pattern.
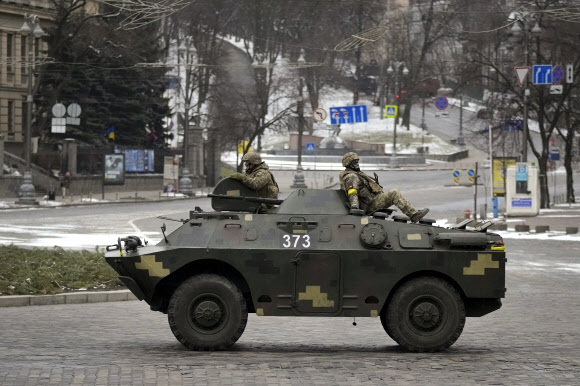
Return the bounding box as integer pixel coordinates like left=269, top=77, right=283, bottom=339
left=106, top=185, right=506, bottom=320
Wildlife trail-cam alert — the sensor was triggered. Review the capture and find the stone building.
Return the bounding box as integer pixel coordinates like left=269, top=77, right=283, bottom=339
left=0, top=0, right=52, bottom=157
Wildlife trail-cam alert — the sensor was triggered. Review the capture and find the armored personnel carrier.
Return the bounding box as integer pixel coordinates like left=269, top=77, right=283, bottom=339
left=105, top=179, right=506, bottom=352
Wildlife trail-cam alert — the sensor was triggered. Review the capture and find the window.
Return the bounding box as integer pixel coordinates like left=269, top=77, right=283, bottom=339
left=21, top=35, right=27, bottom=78
left=7, top=34, right=14, bottom=72
left=8, top=101, right=14, bottom=133
left=22, top=97, right=28, bottom=131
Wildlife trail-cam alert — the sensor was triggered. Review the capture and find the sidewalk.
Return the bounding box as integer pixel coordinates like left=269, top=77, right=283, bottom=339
left=0, top=187, right=213, bottom=210
left=445, top=203, right=580, bottom=241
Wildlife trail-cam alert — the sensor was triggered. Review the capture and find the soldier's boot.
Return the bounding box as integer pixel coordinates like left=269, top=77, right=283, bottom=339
left=410, top=208, right=430, bottom=223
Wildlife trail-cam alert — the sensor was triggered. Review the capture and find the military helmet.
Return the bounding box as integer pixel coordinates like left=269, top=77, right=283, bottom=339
left=242, top=152, right=262, bottom=165
left=342, top=152, right=360, bottom=167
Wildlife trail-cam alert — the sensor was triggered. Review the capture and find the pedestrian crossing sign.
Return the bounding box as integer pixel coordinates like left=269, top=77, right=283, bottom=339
left=385, top=105, right=398, bottom=118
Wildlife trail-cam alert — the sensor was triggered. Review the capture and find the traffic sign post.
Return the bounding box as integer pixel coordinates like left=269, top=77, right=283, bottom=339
left=329, top=105, right=368, bottom=125
left=452, top=169, right=461, bottom=186
left=514, top=66, right=530, bottom=87
left=550, top=85, right=563, bottom=95
left=313, top=108, right=327, bottom=122
left=532, top=65, right=552, bottom=85
left=552, top=65, right=564, bottom=84
left=467, top=168, right=475, bottom=184
left=566, top=64, right=574, bottom=83
left=385, top=105, right=397, bottom=118
left=435, top=97, right=448, bottom=110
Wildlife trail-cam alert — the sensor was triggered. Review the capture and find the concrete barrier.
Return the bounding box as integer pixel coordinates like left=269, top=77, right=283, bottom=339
left=566, top=227, right=579, bottom=234
left=535, top=225, right=550, bottom=233
left=490, top=223, right=508, bottom=231
left=515, top=224, right=530, bottom=232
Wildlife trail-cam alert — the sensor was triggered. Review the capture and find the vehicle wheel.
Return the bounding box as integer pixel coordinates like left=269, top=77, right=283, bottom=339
left=168, top=274, right=248, bottom=351
left=386, top=277, right=465, bottom=352
left=379, top=310, right=395, bottom=341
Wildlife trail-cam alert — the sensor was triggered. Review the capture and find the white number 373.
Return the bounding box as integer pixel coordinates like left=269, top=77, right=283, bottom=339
left=282, top=234, right=311, bottom=248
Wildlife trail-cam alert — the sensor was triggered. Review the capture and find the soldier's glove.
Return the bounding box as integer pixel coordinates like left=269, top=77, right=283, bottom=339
left=229, top=172, right=244, bottom=180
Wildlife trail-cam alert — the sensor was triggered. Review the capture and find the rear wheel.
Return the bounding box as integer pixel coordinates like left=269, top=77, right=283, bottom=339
left=386, top=277, right=465, bottom=352
left=168, top=274, right=248, bottom=350
left=379, top=310, right=395, bottom=341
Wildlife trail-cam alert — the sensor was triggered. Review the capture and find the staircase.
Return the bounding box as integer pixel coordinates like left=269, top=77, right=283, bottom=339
left=2, top=151, right=59, bottom=196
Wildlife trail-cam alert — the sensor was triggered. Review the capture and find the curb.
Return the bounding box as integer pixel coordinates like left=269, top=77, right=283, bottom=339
left=0, top=195, right=203, bottom=210
left=0, top=289, right=138, bottom=308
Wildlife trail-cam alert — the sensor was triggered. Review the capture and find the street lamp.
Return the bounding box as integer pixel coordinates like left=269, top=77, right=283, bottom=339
left=386, top=61, right=408, bottom=168
left=17, top=13, right=44, bottom=205
left=290, top=79, right=308, bottom=189
left=510, top=13, right=543, bottom=162
left=177, top=40, right=193, bottom=195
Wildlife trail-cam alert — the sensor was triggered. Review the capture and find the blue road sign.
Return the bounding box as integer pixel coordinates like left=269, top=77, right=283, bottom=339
left=452, top=170, right=460, bottom=178
left=385, top=106, right=397, bottom=117
left=533, top=65, right=552, bottom=84
left=552, top=65, right=564, bottom=84
left=329, top=105, right=368, bottom=125
left=500, top=119, right=523, bottom=131
left=435, top=97, right=448, bottom=110
left=467, top=169, right=475, bottom=177
left=305, top=143, right=315, bottom=152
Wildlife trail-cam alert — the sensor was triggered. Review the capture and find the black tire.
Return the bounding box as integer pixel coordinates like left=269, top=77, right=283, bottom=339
left=379, top=310, right=395, bottom=341
left=168, top=274, right=248, bottom=351
left=386, top=277, right=465, bottom=352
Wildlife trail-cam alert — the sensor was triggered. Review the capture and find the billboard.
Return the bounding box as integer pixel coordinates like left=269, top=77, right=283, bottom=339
left=104, top=154, right=125, bottom=185
left=492, top=157, right=517, bottom=196
left=115, top=149, right=154, bottom=172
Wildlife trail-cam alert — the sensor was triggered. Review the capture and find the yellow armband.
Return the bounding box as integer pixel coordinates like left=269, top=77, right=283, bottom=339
left=348, top=188, right=358, bottom=195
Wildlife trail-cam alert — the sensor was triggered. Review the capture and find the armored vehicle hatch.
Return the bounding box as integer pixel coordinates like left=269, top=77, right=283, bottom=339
left=105, top=179, right=506, bottom=352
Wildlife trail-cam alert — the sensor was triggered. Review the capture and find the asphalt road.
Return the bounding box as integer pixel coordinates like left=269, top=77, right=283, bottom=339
left=1, top=169, right=578, bottom=250
left=0, top=238, right=579, bottom=385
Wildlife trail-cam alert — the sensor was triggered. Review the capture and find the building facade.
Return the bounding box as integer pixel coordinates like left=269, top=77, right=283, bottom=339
left=0, top=0, right=53, bottom=157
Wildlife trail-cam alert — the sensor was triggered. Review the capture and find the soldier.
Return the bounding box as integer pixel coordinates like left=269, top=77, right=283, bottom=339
left=339, top=152, right=429, bottom=222
left=230, top=152, right=279, bottom=211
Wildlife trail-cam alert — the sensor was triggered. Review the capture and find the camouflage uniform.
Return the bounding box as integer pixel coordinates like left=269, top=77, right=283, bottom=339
left=238, top=163, right=279, bottom=199
left=339, top=152, right=419, bottom=217
left=231, top=152, right=279, bottom=212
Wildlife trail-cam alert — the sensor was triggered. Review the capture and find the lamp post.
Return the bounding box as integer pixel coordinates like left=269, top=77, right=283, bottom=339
left=291, top=78, right=308, bottom=189
left=386, top=61, right=408, bottom=168
left=17, top=13, right=44, bottom=205
left=177, top=39, right=193, bottom=195
left=457, top=93, right=465, bottom=146
left=421, top=96, right=427, bottom=157
left=510, top=14, right=542, bottom=162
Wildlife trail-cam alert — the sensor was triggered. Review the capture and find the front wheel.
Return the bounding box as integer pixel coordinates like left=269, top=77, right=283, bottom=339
left=386, top=277, right=465, bottom=352
left=168, top=274, right=248, bottom=350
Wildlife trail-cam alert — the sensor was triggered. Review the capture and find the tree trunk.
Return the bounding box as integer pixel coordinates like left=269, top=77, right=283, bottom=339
left=564, top=127, right=576, bottom=203
left=538, top=158, right=550, bottom=209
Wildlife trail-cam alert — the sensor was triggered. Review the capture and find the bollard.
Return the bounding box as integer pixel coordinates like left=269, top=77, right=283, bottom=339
left=535, top=225, right=550, bottom=233
left=566, top=227, right=578, bottom=234
left=493, top=196, right=498, bottom=218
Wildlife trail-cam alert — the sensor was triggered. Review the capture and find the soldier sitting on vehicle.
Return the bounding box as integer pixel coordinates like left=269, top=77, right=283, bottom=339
left=339, top=152, right=429, bottom=222
left=230, top=152, right=279, bottom=211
